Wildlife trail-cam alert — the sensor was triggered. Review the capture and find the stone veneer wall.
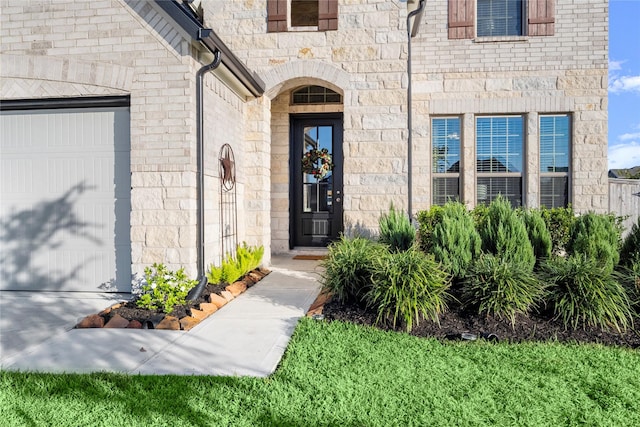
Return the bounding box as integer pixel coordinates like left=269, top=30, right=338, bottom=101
left=206, top=0, right=609, bottom=248
left=0, top=0, right=255, bottom=280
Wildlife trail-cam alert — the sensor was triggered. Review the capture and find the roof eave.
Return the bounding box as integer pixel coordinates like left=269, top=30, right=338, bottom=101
left=154, top=0, right=265, bottom=98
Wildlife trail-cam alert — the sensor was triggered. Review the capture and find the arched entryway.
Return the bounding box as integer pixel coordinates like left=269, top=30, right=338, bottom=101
left=269, top=81, right=344, bottom=251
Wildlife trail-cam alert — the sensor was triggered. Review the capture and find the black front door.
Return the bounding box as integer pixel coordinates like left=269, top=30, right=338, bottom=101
left=291, top=114, right=343, bottom=247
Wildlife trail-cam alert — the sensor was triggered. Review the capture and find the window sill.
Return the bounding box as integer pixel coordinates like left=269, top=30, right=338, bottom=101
left=288, top=26, right=319, bottom=32
left=473, top=36, right=529, bottom=43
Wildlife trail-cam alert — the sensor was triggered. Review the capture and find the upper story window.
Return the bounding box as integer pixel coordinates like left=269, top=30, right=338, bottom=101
left=448, top=0, right=555, bottom=39
left=291, top=1, right=319, bottom=27
left=267, top=0, right=338, bottom=33
left=477, top=0, right=523, bottom=37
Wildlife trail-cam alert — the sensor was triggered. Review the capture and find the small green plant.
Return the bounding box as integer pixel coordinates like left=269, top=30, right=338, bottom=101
left=479, top=196, right=536, bottom=271
left=540, top=205, right=575, bottom=255
left=416, top=205, right=444, bottom=253
left=566, top=212, right=621, bottom=273
left=378, top=204, right=416, bottom=252
left=462, top=254, right=545, bottom=326
left=320, top=236, right=386, bottom=304
left=541, top=254, right=632, bottom=332
left=208, top=243, right=265, bottom=285
left=620, top=216, right=640, bottom=268
left=429, top=201, right=481, bottom=279
left=206, top=264, right=223, bottom=285
left=520, top=208, right=552, bottom=266
left=136, top=263, right=198, bottom=314
left=366, top=248, right=450, bottom=332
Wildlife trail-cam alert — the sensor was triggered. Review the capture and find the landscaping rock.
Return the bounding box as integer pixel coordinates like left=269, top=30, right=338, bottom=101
left=208, top=293, right=227, bottom=309
left=156, top=316, right=180, bottom=330
left=76, top=314, right=105, bottom=329
left=188, top=308, right=208, bottom=321
left=127, top=320, right=143, bottom=329
left=198, top=302, right=218, bottom=315
left=180, top=316, right=199, bottom=331
left=104, top=314, right=130, bottom=328
left=226, top=281, right=247, bottom=297
left=221, top=290, right=234, bottom=302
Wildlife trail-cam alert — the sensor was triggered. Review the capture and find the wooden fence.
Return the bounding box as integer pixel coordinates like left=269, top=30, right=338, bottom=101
left=609, top=178, right=640, bottom=236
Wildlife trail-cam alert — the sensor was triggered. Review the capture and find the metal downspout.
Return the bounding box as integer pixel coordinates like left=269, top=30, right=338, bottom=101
left=187, top=45, right=222, bottom=301
left=406, top=0, right=426, bottom=219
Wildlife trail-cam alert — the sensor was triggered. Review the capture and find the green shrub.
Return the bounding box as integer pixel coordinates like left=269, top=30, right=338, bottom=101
left=541, top=254, right=632, bottom=332
left=320, top=237, right=386, bottom=304
left=520, top=208, right=552, bottom=265
left=206, top=264, right=223, bottom=284
left=378, top=204, right=416, bottom=252
left=136, top=263, right=198, bottom=314
left=540, top=206, right=575, bottom=255
left=416, top=205, right=444, bottom=253
left=221, top=254, right=244, bottom=284
left=479, top=196, right=536, bottom=271
left=209, top=243, right=265, bottom=285
left=462, top=254, right=545, bottom=326
left=429, top=202, right=481, bottom=279
left=236, top=242, right=265, bottom=274
left=366, top=248, right=450, bottom=332
left=620, top=216, right=640, bottom=268
left=566, top=212, right=621, bottom=273
left=471, top=203, right=490, bottom=230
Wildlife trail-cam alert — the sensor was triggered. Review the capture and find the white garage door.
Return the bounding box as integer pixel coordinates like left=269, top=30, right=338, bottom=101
left=0, top=106, right=131, bottom=292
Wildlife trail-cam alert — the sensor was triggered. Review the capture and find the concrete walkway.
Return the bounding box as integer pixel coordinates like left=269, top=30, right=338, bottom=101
left=0, top=257, right=322, bottom=376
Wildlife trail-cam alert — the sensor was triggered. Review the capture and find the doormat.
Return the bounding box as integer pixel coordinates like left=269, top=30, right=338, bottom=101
left=292, top=255, right=326, bottom=260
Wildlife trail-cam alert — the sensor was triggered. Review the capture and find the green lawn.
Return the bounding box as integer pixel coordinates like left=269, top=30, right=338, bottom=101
left=2, top=318, right=639, bottom=426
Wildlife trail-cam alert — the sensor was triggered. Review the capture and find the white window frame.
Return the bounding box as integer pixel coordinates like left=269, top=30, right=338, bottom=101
left=432, top=116, right=462, bottom=205
left=539, top=114, right=571, bottom=208
left=476, top=0, right=526, bottom=38
left=475, top=115, right=525, bottom=207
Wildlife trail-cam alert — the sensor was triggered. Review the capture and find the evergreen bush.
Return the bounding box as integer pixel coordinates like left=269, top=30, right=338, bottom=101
left=520, top=208, right=552, bottom=266
left=430, top=201, right=481, bottom=279
left=620, top=216, right=640, bottom=268
left=366, top=248, right=450, bottom=332
left=378, top=204, right=416, bottom=252
left=566, top=212, right=621, bottom=273
left=478, top=196, right=536, bottom=271
left=541, top=254, right=632, bottom=332
left=540, top=206, right=575, bottom=255
left=320, top=237, right=386, bottom=304
left=462, top=254, right=545, bottom=326
left=416, top=205, right=444, bottom=253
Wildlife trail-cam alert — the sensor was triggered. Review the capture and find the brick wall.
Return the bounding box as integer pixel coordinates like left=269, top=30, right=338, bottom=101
left=206, top=0, right=609, bottom=244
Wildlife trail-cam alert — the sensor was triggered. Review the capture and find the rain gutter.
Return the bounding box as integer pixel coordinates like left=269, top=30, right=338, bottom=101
left=406, top=0, right=426, bottom=219
left=154, top=0, right=265, bottom=97
left=153, top=1, right=264, bottom=300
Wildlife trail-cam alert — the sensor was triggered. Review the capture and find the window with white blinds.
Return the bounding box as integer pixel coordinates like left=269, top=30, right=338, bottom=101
left=432, top=117, right=461, bottom=205
left=540, top=114, right=570, bottom=208
left=476, top=116, right=524, bottom=207
left=477, top=0, right=524, bottom=37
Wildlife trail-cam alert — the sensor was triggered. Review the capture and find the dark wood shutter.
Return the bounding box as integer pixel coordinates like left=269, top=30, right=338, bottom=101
left=318, top=0, right=338, bottom=31
left=528, top=0, right=555, bottom=36
left=267, top=0, right=287, bottom=33
left=448, top=0, right=474, bottom=39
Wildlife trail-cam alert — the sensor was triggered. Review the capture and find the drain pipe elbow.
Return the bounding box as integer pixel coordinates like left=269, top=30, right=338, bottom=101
left=188, top=47, right=222, bottom=301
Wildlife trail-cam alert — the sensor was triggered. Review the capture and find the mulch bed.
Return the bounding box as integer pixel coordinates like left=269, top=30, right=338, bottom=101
left=322, top=298, right=640, bottom=349
left=75, top=268, right=270, bottom=331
